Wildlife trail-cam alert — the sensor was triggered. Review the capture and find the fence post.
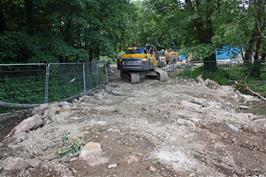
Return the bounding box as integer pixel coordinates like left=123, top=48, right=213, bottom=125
left=83, top=63, right=86, bottom=93
left=96, top=62, right=99, bottom=86
left=105, top=62, right=109, bottom=82
left=229, top=61, right=232, bottom=83
left=44, top=64, right=50, bottom=103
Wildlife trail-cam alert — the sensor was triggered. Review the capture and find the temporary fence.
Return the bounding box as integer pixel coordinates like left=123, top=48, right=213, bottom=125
left=0, top=61, right=109, bottom=108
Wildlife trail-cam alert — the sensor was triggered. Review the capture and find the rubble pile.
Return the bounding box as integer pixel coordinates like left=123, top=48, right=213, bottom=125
left=0, top=76, right=265, bottom=177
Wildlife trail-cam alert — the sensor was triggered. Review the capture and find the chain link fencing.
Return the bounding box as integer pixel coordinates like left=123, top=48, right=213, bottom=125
left=1, top=59, right=265, bottom=111
left=0, top=61, right=109, bottom=111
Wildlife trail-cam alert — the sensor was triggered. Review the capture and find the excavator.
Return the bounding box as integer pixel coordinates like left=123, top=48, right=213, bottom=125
left=165, top=49, right=179, bottom=64
left=117, top=44, right=168, bottom=83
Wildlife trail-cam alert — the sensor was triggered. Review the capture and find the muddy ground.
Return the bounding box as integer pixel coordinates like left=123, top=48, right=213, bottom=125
left=0, top=111, right=32, bottom=139
left=0, top=70, right=265, bottom=177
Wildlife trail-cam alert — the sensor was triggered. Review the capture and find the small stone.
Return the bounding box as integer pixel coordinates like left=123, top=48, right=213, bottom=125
left=239, top=105, right=249, bottom=110
left=2, top=157, right=26, bottom=171
left=149, top=166, right=156, bottom=172
left=108, top=164, right=118, bottom=169
left=127, top=155, right=140, bottom=164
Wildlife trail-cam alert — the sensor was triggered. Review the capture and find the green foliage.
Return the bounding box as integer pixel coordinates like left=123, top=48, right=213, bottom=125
left=134, top=0, right=265, bottom=73
left=179, top=65, right=266, bottom=96
left=179, top=67, right=230, bottom=85
left=180, top=44, right=215, bottom=60
left=58, top=131, right=81, bottom=158
left=0, top=76, right=45, bottom=104
left=0, top=32, right=89, bottom=63
left=58, top=139, right=81, bottom=158
left=0, top=32, right=40, bottom=63
left=0, top=0, right=136, bottom=63
left=62, top=131, right=71, bottom=144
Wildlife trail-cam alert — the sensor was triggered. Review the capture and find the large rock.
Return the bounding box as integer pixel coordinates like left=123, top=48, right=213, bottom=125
left=32, top=104, right=49, bottom=115
left=6, top=114, right=43, bottom=137
left=79, top=142, right=109, bottom=166
left=43, top=105, right=58, bottom=121
left=205, top=79, right=220, bottom=89
left=79, top=142, right=102, bottom=158
left=2, top=157, right=26, bottom=171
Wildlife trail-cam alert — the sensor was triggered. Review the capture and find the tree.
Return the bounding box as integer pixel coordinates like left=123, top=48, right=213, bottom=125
left=244, top=0, right=266, bottom=77
left=135, top=0, right=266, bottom=73
left=184, top=0, right=218, bottom=71
left=0, top=0, right=136, bottom=63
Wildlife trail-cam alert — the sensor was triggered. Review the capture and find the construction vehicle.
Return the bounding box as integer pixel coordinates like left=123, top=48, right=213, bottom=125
left=117, top=45, right=168, bottom=83
left=165, top=49, right=179, bottom=64
left=157, top=50, right=167, bottom=67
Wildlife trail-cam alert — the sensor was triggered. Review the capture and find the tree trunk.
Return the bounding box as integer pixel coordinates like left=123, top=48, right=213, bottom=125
left=25, top=0, right=34, bottom=35
left=95, top=45, right=100, bottom=59
left=252, top=34, right=262, bottom=77
left=64, top=18, right=74, bottom=45
left=246, top=0, right=266, bottom=76
left=0, top=3, right=6, bottom=32
left=89, top=46, right=93, bottom=61
left=204, top=53, right=217, bottom=71
left=261, top=53, right=266, bottom=61
left=186, top=0, right=217, bottom=71
left=244, top=33, right=256, bottom=69
left=195, top=18, right=217, bottom=71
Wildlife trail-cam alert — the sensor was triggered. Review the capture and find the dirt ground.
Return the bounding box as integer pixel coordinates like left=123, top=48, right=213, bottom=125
left=0, top=111, right=31, bottom=140
left=0, top=70, right=265, bottom=177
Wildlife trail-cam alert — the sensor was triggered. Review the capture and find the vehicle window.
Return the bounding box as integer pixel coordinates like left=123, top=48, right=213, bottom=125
left=126, top=50, right=135, bottom=54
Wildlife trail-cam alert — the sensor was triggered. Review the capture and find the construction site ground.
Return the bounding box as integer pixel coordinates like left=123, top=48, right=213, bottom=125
left=0, top=68, right=265, bottom=177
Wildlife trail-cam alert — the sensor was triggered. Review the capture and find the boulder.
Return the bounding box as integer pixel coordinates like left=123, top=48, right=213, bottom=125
left=79, top=142, right=102, bottom=158
left=6, top=114, right=43, bottom=137
left=205, top=79, right=220, bottom=89
left=32, top=104, right=49, bottom=115
left=79, top=142, right=109, bottom=166
left=2, top=157, right=26, bottom=171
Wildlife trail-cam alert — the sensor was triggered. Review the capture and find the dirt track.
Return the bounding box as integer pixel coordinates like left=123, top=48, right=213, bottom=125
left=0, top=71, right=266, bottom=177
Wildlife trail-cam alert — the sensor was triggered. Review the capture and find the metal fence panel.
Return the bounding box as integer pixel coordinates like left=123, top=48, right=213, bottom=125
left=48, top=63, right=84, bottom=102
left=85, top=61, right=98, bottom=91
left=0, top=61, right=109, bottom=109
left=97, top=62, right=108, bottom=86
left=0, top=64, right=46, bottom=104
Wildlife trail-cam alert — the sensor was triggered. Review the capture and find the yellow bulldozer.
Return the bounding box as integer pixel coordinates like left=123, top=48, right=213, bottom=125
left=117, top=45, right=168, bottom=83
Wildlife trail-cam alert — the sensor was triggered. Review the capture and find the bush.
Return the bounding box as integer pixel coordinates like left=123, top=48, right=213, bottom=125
left=179, top=65, right=266, bottom=96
